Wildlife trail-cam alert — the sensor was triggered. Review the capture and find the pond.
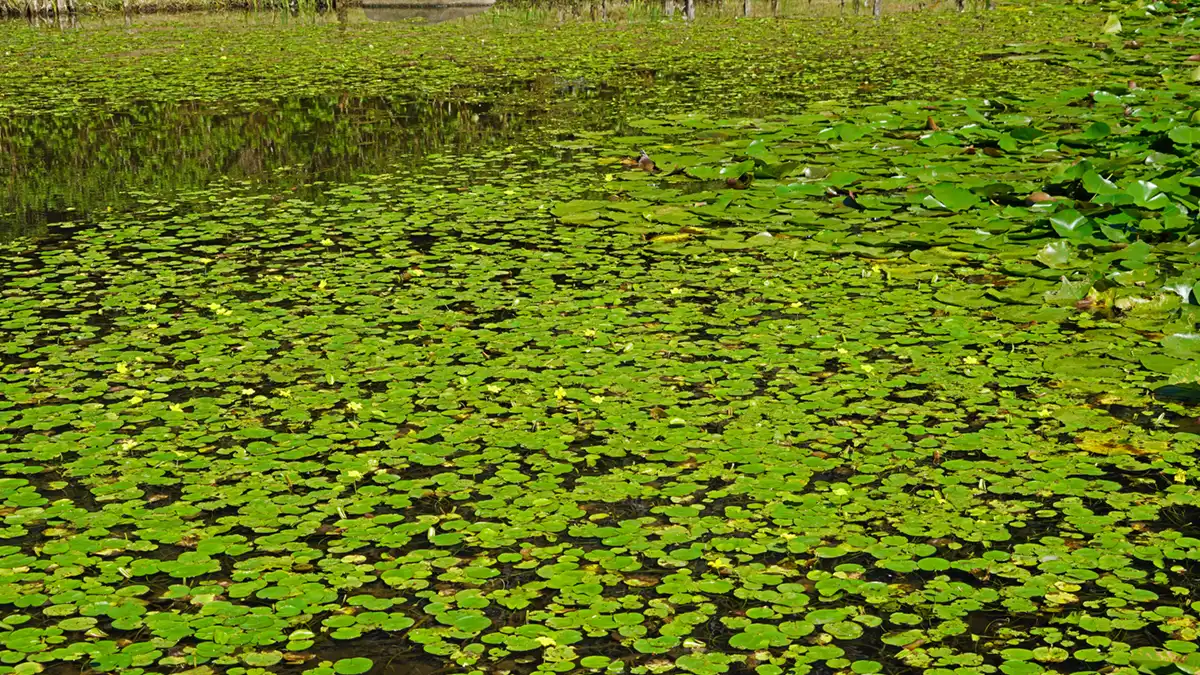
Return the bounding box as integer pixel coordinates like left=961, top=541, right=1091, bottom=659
left=2, top=2, right=1200, bottom=675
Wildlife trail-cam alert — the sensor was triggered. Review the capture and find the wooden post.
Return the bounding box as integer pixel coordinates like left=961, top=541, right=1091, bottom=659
left=684, top=0, right=693, bottom=20
left=742, top=0, right=749, bottom=17
left=873, top=0, right=880, bottom=17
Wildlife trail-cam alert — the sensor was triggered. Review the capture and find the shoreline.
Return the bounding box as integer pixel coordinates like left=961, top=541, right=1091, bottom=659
left=1, top=0, right=359, bottom=18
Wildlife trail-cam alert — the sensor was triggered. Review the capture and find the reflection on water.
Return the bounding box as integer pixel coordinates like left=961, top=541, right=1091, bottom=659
left=363, top=4, right=493, bottom=22
left=0, top=95, right=558, bottom=238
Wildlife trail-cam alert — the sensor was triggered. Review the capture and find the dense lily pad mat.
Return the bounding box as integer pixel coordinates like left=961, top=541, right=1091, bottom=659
left=3, top=155, right=1200, bottom=674
left=4, top=3, right=1200, bottom=675
left=0, top=7, right=1082, bottom=118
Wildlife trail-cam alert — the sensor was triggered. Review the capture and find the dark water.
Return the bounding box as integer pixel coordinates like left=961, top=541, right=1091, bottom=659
left=0, top=87, right=624, bottom=238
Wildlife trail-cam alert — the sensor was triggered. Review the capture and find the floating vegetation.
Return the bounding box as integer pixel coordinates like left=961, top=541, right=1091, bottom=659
left=0, top=3, right=1082, bottom=238
left=2, top=0, right=1200, bottom=674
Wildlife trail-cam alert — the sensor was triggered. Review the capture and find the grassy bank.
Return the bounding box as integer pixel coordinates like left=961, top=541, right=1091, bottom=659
left=0, top=0, right=351, bottom=19
left=1, top=0, right=979, bottom=21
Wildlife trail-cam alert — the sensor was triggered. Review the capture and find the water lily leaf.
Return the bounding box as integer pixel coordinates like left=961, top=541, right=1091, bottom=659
left=1168, top=126, right=1200, bottom=145
left=1127, top=180, right=1170, bottom=209
left=755, top=161, right=799, bottom=179
left=826, top=171, right=863, bottom=187
left=449, top=612, right=491, bottom=633
left=1049, top=209, right=1093, bottom=239
left=923, top=183, right=980, bottom=211
left=745, top=139, right=777, bottom=162
left=243, top=652, right=283, bottom=667
left=1141, top=353, right=1186, bottom=374
left=1102, top=14, right=1122, bottom=33
left=825, top=621, right=864, bottom=640
left=1082, top=170, right=1120, bottom=196
left=1162, top=333, right=1200, bottom=359
left=552, top=200, right=609, bottom=217
left=1036, top=241, right=1075, bottom=268
left=560, top=211, right=601, bottom=224
left=1044, top=355, right=1124, bottom=379
left=919, top=131, right=960, bottom=147
left=1083, top=121, right=1111, bottom=139
left=1002, top=660, right=1045, bottom=675
left=819, top=123, right=871, bottom=143
left=676, top=653, right=730, bottom=675
left=1168, top=363, right=1200, bottom=387
left=334, top=657, right=373, bottom=674
left=777, top=183, right=827, bottom=198
left=935, top=287, right=998, bottom=308
left=1043, top=277, right=1093, bottom=304
left=720, top=159, right=757, bottom=178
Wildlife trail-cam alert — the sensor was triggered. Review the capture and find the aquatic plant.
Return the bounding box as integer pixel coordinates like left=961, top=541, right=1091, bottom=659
left=1, top=0, right=1200, bottom=673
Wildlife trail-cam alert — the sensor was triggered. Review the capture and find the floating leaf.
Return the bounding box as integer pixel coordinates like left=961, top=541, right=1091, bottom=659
left=334, top=658, right=373, bottom=675
left=923, top=183, right=980, bottom=211
left=1036, top=241, right=1075, bottom=269
left=1049, top=209, right=1093, bottom=239
left=1169, top=126, right=1200, bottom=145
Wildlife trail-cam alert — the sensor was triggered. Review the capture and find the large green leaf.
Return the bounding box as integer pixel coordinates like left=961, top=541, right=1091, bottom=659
left=923, top=183, right=980, bottom=212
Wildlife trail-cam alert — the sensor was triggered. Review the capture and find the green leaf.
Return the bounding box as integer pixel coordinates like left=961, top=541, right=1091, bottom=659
left=1083, top=121, right=1111, bottom=139
left=1169, top=126, right=1200, bottom=145
left=1049, top=209, right=1093, bottom=239
left=450, top=613, right=492, bottom=633
left=243, top=651, right=283, bottom=667
left=334, top=657, right=373, bottom=674
left=1083, top=170, right=1121, bottom=196
left=825, top=621, right=865, bottom=640
left=923, top=183, right=980, bottom=211
left=819, top=123, right=871, bottom=143
left=1127, top=180, right=1170, bottom=209
left=1036, top=241, right=1074, bottom=268
left=1163, top=333, right=1200, bottom=359
left=935, top=287, right=997, bottom=308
